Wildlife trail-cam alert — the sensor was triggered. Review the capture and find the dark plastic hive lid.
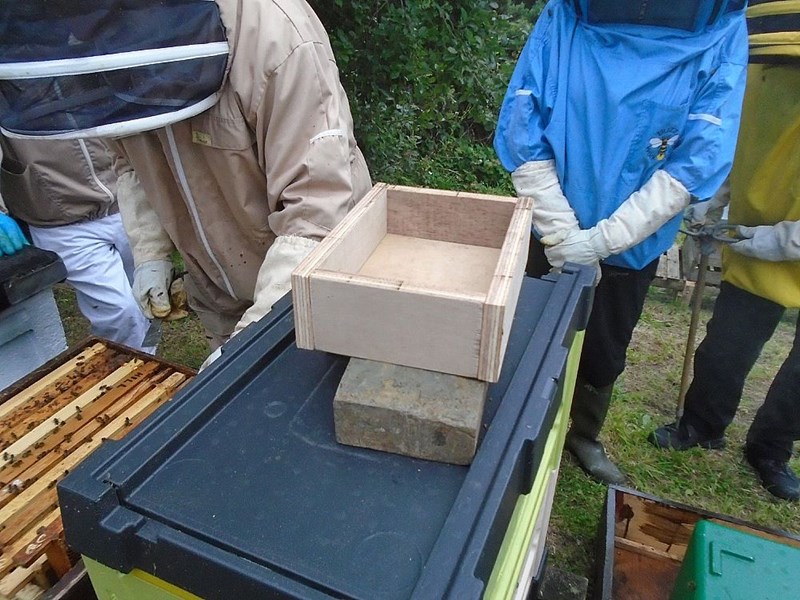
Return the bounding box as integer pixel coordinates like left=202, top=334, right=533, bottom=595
left=0, top=246, right=67, bottom=310
left=58, top=267, right=593, bottom=600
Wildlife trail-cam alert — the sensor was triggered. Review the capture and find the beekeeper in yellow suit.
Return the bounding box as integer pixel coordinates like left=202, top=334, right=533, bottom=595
left=651, top=0, right=800, bottom=502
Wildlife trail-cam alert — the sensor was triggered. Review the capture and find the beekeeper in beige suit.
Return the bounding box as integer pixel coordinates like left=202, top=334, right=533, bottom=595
left=108, top=0, right=372, bottom=365
left=0, top=0, right=370, bottom=366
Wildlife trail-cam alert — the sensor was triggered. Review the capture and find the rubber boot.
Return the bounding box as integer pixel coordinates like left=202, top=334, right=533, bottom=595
left=565, top=378, right=626, bottom=485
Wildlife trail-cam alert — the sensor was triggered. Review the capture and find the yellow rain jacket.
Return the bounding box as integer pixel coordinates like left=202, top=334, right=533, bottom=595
left=722, top=0, right=800, bottom=307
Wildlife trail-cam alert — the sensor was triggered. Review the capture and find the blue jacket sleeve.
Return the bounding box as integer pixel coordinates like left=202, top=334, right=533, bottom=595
left=664, top=22, right=749, bottom=201
left=494, top=14, right=556, bottom=172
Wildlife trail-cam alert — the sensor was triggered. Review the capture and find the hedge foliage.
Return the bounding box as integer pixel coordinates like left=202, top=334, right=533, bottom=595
left=309, top=1, right=543, bottom=194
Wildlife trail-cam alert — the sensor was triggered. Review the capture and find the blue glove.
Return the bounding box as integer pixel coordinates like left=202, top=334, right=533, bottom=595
left=0, top=213, right=28, bottom=256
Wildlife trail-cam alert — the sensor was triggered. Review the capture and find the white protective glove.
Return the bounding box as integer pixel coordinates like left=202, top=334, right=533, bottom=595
left=132, top=259, right=175, bottom=319
left=116, top=169, right=178, bottom=318
left=684, top=179, right=729, bottom=233
left=540, top=228, right=604, bottom=282
left=199, top=235, right=319, bottom=371
left=543, top=170, right=691, bottom=269
left=729, top=221, right=800, bottom=262
left=512, top=160, right=580, bottom=238
left=116, top=170, right=175, bottom=265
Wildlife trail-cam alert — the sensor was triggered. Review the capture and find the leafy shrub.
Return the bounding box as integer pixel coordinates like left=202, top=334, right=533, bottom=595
left=309, top=1, right=544, bottom=194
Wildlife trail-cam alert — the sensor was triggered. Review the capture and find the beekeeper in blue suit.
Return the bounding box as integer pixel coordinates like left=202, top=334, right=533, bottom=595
left=495, top=0, right=749, bottom=484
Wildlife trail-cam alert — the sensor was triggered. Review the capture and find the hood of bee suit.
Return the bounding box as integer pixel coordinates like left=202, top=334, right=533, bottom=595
left=0, top=0, right=230, bottom=139
left=572, top=0, right=747, bottom=32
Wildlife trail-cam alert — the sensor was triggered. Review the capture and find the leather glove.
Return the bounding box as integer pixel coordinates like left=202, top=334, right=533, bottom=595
left=512, top=160, right=580, bottom=238
left=165, top=276, right=190, bottom=321
left=730, top=221, right=800, bottom=262
left=684, top=180, right=729, bottom=233
left=199, top=235, right=319, bottom=372
left=132, top=259, right=175, bottom=319
left=541, top=227, right=609, bottom=268
left=541, top=228, right=605, bottom=283
left=0, top=213, right=28, bottom=256
left=232, top=235, right=319, bottom=337
left=597, top=170, right=691, bottom=256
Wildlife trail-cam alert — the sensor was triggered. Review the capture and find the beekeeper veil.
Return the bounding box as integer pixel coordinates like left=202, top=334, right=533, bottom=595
left=0, top=0, right=229, bottom=139
left=573, top=0, right=747, bottom=31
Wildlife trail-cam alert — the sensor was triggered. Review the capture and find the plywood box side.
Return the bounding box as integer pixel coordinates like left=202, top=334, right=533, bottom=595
left=293, top=183, right=388, bottom=278
left=478, top=199, right=532, bottom=381
left=308, top=275, right=485, bottom=377
left=318, top=188, right=388, bottom=274
left=386, top=185, right=517, bottom=249
left=292, top=183, right=388, bottom=349
left=313, top=270, right=487, bottom=301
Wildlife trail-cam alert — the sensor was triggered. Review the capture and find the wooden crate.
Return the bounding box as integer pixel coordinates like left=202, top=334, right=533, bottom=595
left=0, top=339, right=194, bottom=600
left=293, top=183, right=532, bottom=382
left=594, top=486, right=800, bottom=600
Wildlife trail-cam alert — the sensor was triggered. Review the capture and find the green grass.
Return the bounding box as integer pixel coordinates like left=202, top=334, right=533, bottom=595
left=53, top=283, right=209, bottom=370
left=53, top=282, right=800, bottom=589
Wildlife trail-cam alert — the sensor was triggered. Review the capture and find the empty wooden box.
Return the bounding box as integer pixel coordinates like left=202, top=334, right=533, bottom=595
left=292, top=183, right=532, bottom=382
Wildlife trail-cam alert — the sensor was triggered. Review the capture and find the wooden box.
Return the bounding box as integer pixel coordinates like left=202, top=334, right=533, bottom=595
left=292, top=183, right=532, bottom=382
left=595, top=486, right=800, bottom=600
left=0, top=338, right=194, bottom=600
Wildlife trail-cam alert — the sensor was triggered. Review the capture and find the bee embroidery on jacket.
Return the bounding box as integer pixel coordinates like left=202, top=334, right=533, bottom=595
left=648, top=130, right=680, bottom=161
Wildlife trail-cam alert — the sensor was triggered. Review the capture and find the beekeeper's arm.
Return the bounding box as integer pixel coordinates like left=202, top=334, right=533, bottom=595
left=730, top=221, right=800, bottom=261
left=0, top=144, right=29, bottom=256
left=229, top=41, right=362, bottom=339
left=544, top=47, right=748, bottom=268
left=107, top=142, right=176, bottom=319
left=494, top=13, right=579, bottom=242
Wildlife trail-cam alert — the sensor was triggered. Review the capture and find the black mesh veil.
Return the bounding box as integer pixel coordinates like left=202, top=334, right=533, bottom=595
left=572, top=0, right=747, bottom=31
left=0, top=0, right=228, bottom=138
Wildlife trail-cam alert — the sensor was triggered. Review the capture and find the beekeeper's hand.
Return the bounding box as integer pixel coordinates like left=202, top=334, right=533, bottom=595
left=199, top=236, right=319, bottom=372
left=541, top=228, right=603, bottom=283
left=684, top=180, right=729, bottom=233
left=232, top=235, right=319, bottom=337
left=730, top=221, right=800, bottom=262
left=132, top=259, right=175, bottom=319
left=0, top=213, right=28, bottom=256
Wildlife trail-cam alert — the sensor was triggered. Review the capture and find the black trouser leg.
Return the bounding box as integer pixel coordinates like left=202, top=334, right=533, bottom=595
left=525, top=233, right=659, bottom=389
left=579, top=260, right=660, bottom=389
left=683, top=282, right=784, bottom=438
left=746, top=315, right=800, bottom=462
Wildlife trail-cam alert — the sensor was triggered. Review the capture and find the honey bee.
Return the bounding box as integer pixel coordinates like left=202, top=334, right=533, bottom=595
left=649, top=134, right=680, bottom=160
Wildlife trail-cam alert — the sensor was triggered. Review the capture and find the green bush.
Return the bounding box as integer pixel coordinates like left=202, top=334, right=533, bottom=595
left=309, top=1, right=543, bottom=194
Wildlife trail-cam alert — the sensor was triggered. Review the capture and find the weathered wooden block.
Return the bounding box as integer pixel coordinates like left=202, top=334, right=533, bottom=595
left=333, top=358, right=488, bottom=465
left=293, top=183, right=532, bottom=382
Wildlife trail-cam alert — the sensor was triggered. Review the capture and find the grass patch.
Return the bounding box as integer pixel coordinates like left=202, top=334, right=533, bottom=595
left=53, top=283, right=209, bottom=370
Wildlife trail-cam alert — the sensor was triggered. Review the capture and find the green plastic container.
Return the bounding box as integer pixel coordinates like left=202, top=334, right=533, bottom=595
left=671, top=519, right=800, bottom=599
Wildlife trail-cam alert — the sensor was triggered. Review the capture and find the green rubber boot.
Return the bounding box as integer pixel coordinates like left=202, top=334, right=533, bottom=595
left=565, top=378, right=626, bottom=485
